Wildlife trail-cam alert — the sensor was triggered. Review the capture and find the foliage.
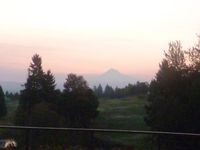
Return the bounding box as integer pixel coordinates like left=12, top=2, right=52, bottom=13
left=61, top=73, right=99, bottom=128
left=14, top=55, right=99, bottom=148
left=15, top=54, right=60, bottom=126
left=93, top=84, right=103, bottom=97
left=30, top=102, right=65, bottom=127
left=188, top=36, right=200, bottom=69
left=58, top=73, right=99, bottom=146
left=164, top=41, right=186, bottom=70
left=104, top=84, right=115, bottom=98
left=145, top=39, right=200, bottom=149
left=63, top=73, right=88, bottom=93
left=0, top=86, right=7, bottom=118
left=14, top=54, right=65, bottom=148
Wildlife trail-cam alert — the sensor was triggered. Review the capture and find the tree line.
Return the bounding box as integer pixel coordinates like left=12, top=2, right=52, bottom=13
left=11, top=54, right=99, bottom=148
left=93, top=82, right=149, bottom=98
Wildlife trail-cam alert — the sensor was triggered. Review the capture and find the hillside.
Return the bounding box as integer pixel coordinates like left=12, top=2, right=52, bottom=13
left=94, top=96, right=150, bottom=149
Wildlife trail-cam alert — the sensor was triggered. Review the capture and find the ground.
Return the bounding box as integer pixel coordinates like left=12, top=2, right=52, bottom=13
left=94, top=95, right=151, bottom=149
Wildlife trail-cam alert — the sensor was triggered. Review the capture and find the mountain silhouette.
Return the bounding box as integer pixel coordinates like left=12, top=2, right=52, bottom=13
left=84, top=69, right=137, bottom=88
left=103, top=68, right=121, bottom=75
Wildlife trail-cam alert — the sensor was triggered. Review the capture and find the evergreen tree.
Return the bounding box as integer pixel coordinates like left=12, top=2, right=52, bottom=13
left=42, top=70, right=57, bottom=103
left=104, top=84, right=114, bottom=98
left=97, top=84, right=103, bottom=97
left=15, top=54, right=65, bottom=148
left=114, top=87, right=125, bottom=98
left=15, top=54, right=59, bottom=126
left=21, top=54, right=44, bottom=108
left=93, top=85, right=97, bottom=94
left=0, top=86, right=7, bottom=118
left=16, top=54, right=44, bottom=125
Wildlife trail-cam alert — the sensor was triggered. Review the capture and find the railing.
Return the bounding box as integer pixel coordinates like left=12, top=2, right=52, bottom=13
left=0, top=125, right=200, bottom=150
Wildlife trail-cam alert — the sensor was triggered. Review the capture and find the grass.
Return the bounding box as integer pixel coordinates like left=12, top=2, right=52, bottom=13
left=94, top=95, right=151, bottom=149
left=0, top=97, right=19, bottom=125
left=95, top=96, right=148, bottom=130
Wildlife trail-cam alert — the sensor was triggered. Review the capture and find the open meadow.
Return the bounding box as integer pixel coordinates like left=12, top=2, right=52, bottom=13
left=94, top=96, right=151, bottom=149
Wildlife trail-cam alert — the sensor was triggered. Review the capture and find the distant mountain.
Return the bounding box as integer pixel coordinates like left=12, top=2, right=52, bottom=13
left=0, top=81, right=23, bottom=93
left=0, top=69, right=148, bottom=92
left=84, top=69, right=137, bottom=88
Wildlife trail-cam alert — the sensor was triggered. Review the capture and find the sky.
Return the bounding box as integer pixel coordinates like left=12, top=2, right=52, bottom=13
left=0, top=0, right=200, bottom=82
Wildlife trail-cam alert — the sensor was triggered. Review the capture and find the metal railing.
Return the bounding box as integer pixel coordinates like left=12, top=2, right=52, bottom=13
left=0, top=125, right=200, bottom=150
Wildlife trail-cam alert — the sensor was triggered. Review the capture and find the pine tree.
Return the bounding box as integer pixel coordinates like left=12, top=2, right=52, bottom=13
left=104, top=84, right=114, bottom=98
left=96, top=84, right=103, bottom=97
left=16, top=54, right=59, bottom=126
left=42, top=70, right=57, bottom=102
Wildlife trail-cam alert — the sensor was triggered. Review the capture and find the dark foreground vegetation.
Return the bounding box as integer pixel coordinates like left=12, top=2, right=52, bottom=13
left=145, top=38, right=200, bottom=149
left=0, top=54, right=99, bottom=149
left=1, top=95, right=149, bottom=150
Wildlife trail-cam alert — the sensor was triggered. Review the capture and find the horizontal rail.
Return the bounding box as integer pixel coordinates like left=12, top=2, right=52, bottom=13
left=0, top=125, right=200, bottom=137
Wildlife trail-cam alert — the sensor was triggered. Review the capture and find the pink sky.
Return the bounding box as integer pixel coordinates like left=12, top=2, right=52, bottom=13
left=0, top=0, right=200, bottom=81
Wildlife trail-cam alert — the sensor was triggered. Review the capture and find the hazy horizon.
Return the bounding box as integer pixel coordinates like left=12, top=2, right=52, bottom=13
left=0, top=68, right=151, bottom=93
left=0, top=0, right=200, bottom=82
left=0, top=67, right=150, bottom=82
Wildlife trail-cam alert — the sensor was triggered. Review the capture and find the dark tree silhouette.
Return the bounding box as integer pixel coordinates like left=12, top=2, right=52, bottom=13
left=61, top=73, right=99, bottom=146
left=15, top=54, right=59, bottom=126
left=93, top=84, right=103, bottom=97
left=0, top=86, right=7, bottom=118
left=15, top=54, right=66, bottom=148
left=97, top=84, right=103, bottom=97
left=145, top=40, right=200, bottom=150
left=42, top=70, right=57, bottom=103
left=104, top=84, right=114, bottom=98
left=62, top=73, right=99, bottom=128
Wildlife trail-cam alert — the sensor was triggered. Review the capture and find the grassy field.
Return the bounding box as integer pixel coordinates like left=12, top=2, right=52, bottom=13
left=94, top=95, right=151, bottom=149
left=0, top=97, right=19, bottom=125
